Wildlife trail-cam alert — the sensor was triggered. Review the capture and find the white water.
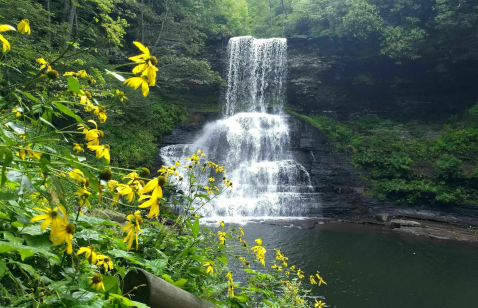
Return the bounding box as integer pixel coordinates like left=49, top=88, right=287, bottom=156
left=160, top=36, right=321, bottom=219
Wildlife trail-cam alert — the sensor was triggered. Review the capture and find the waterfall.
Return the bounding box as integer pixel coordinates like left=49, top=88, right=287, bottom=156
left=225, top=36, right=287, bottom=116
left=160, top=36, right=321, bottom=219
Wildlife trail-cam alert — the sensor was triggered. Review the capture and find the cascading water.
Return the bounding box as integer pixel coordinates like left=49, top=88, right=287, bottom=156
left=160, top=36, right=321, bottom=219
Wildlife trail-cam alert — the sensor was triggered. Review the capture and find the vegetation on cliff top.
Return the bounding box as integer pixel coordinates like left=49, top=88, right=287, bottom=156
left=288, top=108, right=478, bottom=206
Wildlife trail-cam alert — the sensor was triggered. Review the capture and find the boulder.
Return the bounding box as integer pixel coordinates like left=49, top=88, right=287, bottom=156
left=390, top=219, right=421, bottom=228
left=375, top=213, right=389, bottom=222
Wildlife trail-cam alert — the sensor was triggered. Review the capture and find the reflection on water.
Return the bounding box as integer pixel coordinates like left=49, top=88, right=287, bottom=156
left=232, top=222, right=478, bottom=308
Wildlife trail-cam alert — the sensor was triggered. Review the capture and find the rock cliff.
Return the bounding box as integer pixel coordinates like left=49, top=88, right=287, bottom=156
left=159, top=36, right=478, bottom=224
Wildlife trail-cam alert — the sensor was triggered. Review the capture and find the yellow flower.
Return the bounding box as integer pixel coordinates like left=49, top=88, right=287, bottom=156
left=297, top=268, right=305, bottom=279
left=310, top=275, right=317, bottom=285
left=219, top=221, right=224, bottom=228
left=315, top=299, right=326, bottom=307
left=226, top=272, right=234, bottom=297
left=64, top=70, right=88, bottom=78
left=124, top=76, right=149, bottom=97
left=123, top=211, right=143, bottom=251
left=93, top=106, right=107, bottom=123
left=129, top=41, right=158, bottom=86
left=88, top=273, right=105, bottom=291
left=239, top=227, right=244, bottom=236
left=17, top=20, right=30, bottom=35
left=0, top=24, right=15, bottom=53
left=87, top=144, right=110, bottom=163
left=74, top=187, right=91, bottom=207
left=78, top=120, right=103, bottom=146
left=116, top=89, right=127, bottom=101
left=11, top=107, right=21, bottom=117
left=96, top=254, right=114, bottom=271
left=138, top=177, right=164, bottom=218
left=68, top=168, right=87, bottom=185
left=290, top=265, right=296, bottom=271
left=295, top=297, right=304, bottom=305
left=77, top=246, right=98, bottom=264
left=217, top=231, right=226, bottom=245
left=316, top=272, right=327, bottom=286
left=203, top=262, right=214, bottom=275
left=175, top=161, right=180, bottom=167
left=30, top=206, right=67, bottom=232
left=36, top=58, right=51, bottom=71
left=17, top=146, right=41, bottom=160
left=50, top=222, right=75, bottom=254
left=116, top=183, right=138, bottom=203
left=73, top=143, right=84, bottom=153
left=251, top=240, right=266, bottom=266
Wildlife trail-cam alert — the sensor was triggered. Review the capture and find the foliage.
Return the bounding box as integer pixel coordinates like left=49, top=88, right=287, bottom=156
left=245, top=0, right=478, bottom=60
left=0, top=19, right=326, bottom=308
left=287, top=109, right=478, bottom=205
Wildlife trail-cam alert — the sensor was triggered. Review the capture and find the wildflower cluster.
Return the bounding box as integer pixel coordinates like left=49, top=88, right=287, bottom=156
left=0, top=17, right=328, bottom=308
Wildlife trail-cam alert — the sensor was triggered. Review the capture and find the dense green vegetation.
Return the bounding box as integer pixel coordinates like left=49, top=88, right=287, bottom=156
left=246, top=0, right=478, bottom=60
left=0, top=0, right=247, bottom=167
left=0, top=6, right=326, bottom=307
left=288, top=108, right=478, bottom=205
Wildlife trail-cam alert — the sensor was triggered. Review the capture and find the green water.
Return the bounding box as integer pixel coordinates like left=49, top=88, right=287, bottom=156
left=238, top=222, right=478, bottom=308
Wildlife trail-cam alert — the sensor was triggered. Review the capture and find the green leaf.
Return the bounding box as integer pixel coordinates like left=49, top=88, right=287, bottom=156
left=144, top=259, right=167, bottom=276
left=39, top=117, right=57, bottom=130
left=3, top=231, right=24, bottom=244
left=217, top=254, right=228, bottom=264
left=192, top=218, right=200, bottom=238
left=108, top=294, right=150, bottom=308
left=87, top=275, right=120, bottom=294
left=19, top=224, right=44, bottom=236
left=19, top=175, right=35, bottom=195
left=6, top=170, right=22, bottom=182
left=0, top=241, right=59, bottom=264
left=173, top=278, right=188, bottom=289
left=10, top=260, right=36, bottom=277
left=17, top=90, right=39, bottom=103
left=162, top=274, right=175, bottom=284
left=54, top=102, right=84, bottom=123
left=22, top=233, right=51, bottom=249
left=67, top=76, right=81, bottom=94
left=0, top=259, right=8, bottom=279
left=2, top=147, right=13, bottom=186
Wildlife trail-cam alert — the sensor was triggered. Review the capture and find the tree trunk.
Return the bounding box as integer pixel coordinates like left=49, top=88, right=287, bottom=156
left=61, top=0, right=70, bottom=24
left=141, top=0, right=144, bottom=43
left=269, top=0, right=273, bottom=27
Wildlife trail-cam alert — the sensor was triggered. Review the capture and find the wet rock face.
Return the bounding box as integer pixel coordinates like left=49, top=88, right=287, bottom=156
left=286, top=36, right=478, bottom=121
left=287, top=114, right=478, bottom=225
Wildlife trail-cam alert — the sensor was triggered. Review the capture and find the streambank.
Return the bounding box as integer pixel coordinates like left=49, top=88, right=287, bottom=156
left=262, top=215, right=478, bottom=244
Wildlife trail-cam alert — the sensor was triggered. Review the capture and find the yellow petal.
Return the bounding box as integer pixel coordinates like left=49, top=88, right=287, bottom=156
left=132, top=41, right=150, bottom=57
left=0, top=25, right=16, bottom=32
left=30, top=214, right=49, bottom=223
left=0, top=35, right=10, bottom=53
left=40, top=216, right=52, bottom=231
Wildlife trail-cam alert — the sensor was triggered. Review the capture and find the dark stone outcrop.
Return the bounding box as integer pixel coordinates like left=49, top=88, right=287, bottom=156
left=160, top=36, right=478, bottom=226
left=287, top=114, right=478, bottom=225
left=286, top=36, right=478, bottom=120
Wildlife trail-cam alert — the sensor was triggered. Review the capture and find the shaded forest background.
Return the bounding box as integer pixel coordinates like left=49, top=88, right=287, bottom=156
left=1, top=0, right=477, bottom=195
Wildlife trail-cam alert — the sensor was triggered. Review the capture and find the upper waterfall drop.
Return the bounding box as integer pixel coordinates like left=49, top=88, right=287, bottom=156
left=225, top=36, right=287, bottom=117
left=160, top=36, right=321, bottom=219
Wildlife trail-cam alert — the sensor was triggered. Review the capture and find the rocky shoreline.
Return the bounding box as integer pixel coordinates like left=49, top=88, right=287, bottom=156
left=262, top=214, right=478, bottom=244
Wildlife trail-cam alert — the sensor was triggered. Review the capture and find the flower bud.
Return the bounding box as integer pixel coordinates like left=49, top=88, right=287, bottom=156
left=157, top=176, right=167, bottom=187
left=139, top=167, right=150, bottom=177
left=47, top=70, right=59, bottom=80
left=99, top=168, right=113, bottom=181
